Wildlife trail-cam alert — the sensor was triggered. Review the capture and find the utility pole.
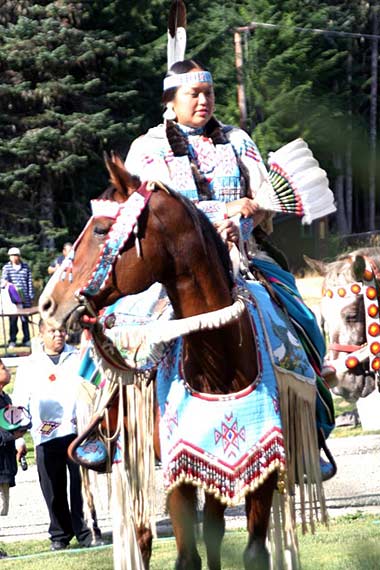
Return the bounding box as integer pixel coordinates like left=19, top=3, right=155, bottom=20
left=369, top=3, right=378, bottom=231
left=233, top=29, right=247, bottom=131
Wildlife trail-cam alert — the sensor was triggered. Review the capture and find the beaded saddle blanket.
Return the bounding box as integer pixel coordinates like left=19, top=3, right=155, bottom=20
left=156, top=279, right=316, bottom=506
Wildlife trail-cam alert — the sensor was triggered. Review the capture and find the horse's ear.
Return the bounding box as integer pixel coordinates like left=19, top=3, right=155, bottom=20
left=303, top=255, right=328, bottom=276
left=352, top=255, right=366, bottom=281
left=104, top=152, right=140, bottom=200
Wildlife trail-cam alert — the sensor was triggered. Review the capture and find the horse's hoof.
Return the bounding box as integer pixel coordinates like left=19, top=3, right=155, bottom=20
left=243, top=547, right=270, bottom=570
left=175, top=553, right=202, bottom=570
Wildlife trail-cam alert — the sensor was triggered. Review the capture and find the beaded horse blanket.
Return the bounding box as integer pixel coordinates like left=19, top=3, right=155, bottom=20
left=156, top=279, right=316, bottom=506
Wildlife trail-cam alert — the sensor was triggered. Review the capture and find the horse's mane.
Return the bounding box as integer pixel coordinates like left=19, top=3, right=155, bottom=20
left=99, top=183, right=234, bottom=291
left=336, top=246, right=380, bottom=261
left=165, top=187, right=234, bottom=291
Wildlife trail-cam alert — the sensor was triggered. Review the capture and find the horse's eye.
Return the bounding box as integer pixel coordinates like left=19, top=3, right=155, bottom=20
left=345, top=313, right=359, bottom=323
left=94, top=225, right=110, bottom=236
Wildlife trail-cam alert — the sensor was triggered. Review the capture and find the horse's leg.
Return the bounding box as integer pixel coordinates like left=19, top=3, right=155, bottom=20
left=136, top=525, right=153, bottom=570
left=167, top=483, right=202, bottom=570
left=203, top=493, right=226, bottom=570
left=244, top=472, right=277, bottom=570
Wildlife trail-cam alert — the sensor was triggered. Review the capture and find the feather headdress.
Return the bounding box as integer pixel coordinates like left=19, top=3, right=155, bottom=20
left=256, top=139, right=336, bottom=224
left=167, top=0, right=187, bottom=69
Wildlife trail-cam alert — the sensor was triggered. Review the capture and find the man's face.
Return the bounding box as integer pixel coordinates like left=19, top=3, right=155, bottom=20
left=9, top=254, right=21, bottom=265
left=41, top=326, right=66, bottom=355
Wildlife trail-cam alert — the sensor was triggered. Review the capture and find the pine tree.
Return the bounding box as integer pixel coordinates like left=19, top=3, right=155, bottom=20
left=0, top=0, right=167, bottom=276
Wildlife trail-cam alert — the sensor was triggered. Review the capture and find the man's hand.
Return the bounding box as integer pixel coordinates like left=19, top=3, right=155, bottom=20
left=226, top=197, right=267, bottom=226
left=213, top=219, right=239, bottom=244
left=15, top=436, right=27, bottom=461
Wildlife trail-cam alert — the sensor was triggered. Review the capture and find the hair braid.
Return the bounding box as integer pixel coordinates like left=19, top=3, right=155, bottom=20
left=205, top=118, right=251, bottom=199
left=165, top=120, right=212, bottom=200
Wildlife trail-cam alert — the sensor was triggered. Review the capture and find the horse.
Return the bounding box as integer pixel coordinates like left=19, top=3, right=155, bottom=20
left=305, top=247, right=380, bottom=403
left=39, top=155, right=325, bottom=570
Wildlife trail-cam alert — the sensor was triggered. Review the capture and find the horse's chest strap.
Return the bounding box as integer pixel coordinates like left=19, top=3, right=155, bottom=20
left=328, top=342, right=363, bottom=353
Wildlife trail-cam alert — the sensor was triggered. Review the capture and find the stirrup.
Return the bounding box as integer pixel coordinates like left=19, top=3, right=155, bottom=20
left=319, top=435, right=337, bottom=482
left=319, top=456, right=337, bottom=482
left=72, top=439, right=109, bottom=472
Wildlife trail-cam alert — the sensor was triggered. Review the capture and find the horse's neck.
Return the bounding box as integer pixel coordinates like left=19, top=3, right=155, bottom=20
left=182, top=314, right=257, bottom=394
left=166, top=271, right=257, bottom=394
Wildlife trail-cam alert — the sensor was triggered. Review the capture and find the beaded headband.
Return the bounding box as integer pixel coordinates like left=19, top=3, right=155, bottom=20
left=163, top=70, right=213, bottom=91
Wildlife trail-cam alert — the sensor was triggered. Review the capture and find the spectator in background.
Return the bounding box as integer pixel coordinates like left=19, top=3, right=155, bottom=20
left=1, top=247, right=34, bottom=348
left=13, top=320, right=99, bottom=551
left=48, top=242, right=73, bottom=276
left=0, top=358, right=28, bottom=558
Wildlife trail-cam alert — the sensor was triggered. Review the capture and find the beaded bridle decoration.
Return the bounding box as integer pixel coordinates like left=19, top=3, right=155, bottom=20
left=322, top=257, right=380, bottom=377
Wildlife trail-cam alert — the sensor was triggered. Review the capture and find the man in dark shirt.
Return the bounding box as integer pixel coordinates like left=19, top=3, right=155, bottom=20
left=48, top=242, right=73, bottom=276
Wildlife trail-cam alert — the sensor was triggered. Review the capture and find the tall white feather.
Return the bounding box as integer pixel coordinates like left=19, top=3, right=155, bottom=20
left=262, top=138, right=336, bottom=225
left=167, top=0, right=187, bottom=69
left=167, top=27, right=187, bottom=69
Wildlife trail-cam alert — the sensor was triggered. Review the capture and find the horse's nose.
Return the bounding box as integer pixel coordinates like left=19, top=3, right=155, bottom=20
left=39, top=294, right=56, bottom=318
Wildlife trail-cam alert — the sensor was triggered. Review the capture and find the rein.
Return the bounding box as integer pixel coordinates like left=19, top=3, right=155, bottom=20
left=322, top=255, right=380, bottom=375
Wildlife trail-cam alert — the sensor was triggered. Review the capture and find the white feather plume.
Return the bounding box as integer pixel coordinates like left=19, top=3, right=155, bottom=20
left=167, top=1, right=187, bottom=69
left=263, top=138, right=337, bottom=224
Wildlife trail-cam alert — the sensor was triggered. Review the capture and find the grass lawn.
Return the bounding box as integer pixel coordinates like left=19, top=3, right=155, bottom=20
left=1, top=514, right=380, bottom=569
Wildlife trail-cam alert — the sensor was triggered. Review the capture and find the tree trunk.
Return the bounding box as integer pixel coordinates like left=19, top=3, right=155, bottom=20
left=334, top=153, right=348, bottom=235
left=345, top=48, right=353, bottom=234
left=40, top=177, right=55, bottom=250
left=369, top=2, right=378, bottom=231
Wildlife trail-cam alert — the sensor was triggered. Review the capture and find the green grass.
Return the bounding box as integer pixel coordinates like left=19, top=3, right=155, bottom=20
left=1, top=515, right=380, bottom=569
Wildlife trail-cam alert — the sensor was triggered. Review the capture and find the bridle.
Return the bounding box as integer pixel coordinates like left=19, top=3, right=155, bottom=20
left=322, top=255, right=380, bottom=381
left=57, top=181, right=246, bottom=373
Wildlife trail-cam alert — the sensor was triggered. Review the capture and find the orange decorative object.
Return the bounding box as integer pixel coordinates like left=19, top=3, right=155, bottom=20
left=326, top=289, right=333, bottom=298
left=368, top=323, right=380, bottom=337
left=346, top=356, right=359, bottom=369
left=351, top=283, right=361, bottom=295
left=363, top=269, right=373, bottom=281
left=370, top=342, right=380, bottom=355
left=337, top=288, right=346, bottom=297
left=366, top=287, right=377, bottom=300
left=368, top=304, right=379, bottom=318
left=372, top=357, right=380, bottom=371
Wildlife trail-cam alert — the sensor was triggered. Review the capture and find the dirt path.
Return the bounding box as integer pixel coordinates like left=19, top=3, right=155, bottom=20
left=1, top=434, right=380, bottom=543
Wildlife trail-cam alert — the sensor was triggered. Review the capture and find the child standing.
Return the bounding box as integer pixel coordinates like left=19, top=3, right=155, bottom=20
left=0, top=358, right=27, bottom=558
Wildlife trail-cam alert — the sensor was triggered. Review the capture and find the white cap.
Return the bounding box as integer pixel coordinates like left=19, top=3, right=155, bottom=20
left=8, top=247, right=21, bottom=256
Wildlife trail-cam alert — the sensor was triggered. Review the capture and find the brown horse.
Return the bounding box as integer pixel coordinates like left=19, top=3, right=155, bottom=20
left=40, top=156, right=321, bottom=570
left=305, top=248, right=380, bottom=402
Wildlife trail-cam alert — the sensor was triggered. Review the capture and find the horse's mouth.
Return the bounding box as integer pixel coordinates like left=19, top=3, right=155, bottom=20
left=65, top=303, right=99, bottom=333
left=333, top=370, right=376, bottom=402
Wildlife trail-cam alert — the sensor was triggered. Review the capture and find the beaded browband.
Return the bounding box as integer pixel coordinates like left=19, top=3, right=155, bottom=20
left=163, top=70, right=212, bottom=91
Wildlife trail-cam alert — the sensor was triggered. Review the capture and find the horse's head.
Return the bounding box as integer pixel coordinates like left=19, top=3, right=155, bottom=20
left=305, top=249, right=380, bottom=402
left=39, top=153, right=232, bottom=331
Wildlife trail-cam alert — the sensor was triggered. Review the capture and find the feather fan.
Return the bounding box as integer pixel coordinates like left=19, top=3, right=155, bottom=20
left=167, top=1, right=187, bottom=69
left=256, top=138, right=336, bottom=225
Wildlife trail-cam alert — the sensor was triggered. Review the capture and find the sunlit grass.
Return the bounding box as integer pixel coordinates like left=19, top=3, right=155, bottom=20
left=1, top=514, right=380, bottom=570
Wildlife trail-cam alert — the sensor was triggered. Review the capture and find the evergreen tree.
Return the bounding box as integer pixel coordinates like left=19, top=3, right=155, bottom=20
left=0, top=0, right=167, bottom=276
left=236, top=0, right=378, bottom=234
